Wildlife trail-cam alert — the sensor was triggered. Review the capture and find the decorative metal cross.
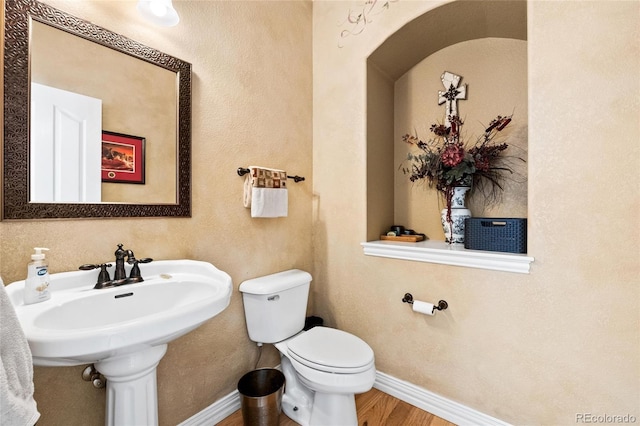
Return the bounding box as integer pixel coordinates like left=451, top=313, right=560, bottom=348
left=438, top=71, right=466, bottom=127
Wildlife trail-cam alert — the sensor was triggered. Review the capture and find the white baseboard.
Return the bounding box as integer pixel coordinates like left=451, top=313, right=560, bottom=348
left=178, top=389, right=241, bottom=426
left=178, top=370, right=510, bottom=426
left=374, top=371, right=511, bottom=426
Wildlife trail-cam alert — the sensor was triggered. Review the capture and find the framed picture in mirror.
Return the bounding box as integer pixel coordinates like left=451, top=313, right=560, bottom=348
left=101, top=131, right=146, bottom=184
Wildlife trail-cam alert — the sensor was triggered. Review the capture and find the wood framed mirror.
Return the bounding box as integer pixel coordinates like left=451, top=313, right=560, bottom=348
left=2, top=0, right=192, bottom=220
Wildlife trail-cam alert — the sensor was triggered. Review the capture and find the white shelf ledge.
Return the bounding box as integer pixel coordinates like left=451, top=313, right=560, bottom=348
left=361, top=240, right=534, bottom=274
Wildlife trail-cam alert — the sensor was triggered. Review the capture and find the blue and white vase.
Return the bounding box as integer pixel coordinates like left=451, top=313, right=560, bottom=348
left=441, top=186, right=471, bottom=244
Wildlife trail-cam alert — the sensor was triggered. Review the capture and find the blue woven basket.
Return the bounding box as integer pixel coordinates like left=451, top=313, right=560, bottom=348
left=464, top=218, right=527, bottom=254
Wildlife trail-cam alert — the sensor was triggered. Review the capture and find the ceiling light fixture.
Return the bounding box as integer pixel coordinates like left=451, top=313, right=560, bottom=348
left=137, top=0, right=179, bottom=27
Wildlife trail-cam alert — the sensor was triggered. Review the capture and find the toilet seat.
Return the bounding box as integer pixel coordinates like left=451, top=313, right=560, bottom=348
left=286, top=327, right=374, bottom=374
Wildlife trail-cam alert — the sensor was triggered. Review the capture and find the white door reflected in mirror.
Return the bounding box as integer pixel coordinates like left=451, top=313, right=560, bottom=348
left=30, top=83, right=102, bottom=203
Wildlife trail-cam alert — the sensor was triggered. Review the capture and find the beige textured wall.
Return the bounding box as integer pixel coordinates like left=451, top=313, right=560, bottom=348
left=313, top=0, right=638, bottom=425
left=1, top=1, right=312, bottom=425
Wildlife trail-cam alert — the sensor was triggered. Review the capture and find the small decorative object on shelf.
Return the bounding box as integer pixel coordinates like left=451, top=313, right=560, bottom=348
left=381, top=225, right=426, bottom=242
left=440, top=186, right=471, bottom=244
left=401, top=71, right=524, bottom=244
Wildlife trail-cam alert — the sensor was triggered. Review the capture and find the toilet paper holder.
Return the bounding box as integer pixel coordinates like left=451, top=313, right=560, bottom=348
left=402, top=293, right=448, bottom=311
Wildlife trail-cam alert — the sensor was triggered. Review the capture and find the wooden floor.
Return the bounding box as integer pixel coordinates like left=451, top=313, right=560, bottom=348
left=216, top=387, right=456, bottom=426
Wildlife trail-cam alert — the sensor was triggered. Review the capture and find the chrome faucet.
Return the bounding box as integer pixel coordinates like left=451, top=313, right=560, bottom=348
left=80, top=244, right=153, bottom=289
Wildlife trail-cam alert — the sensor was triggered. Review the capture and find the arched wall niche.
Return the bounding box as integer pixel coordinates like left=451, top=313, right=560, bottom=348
left=366, top=0, right=528, bottom=241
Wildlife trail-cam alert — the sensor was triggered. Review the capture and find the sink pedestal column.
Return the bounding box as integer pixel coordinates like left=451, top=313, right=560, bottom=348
left=96, top=344, right=168, bottom=426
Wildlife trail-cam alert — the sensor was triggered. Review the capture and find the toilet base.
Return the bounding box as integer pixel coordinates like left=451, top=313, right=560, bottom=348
left=282, top=389, right=358, bottom=426
left=279, top=355, right=360, bottom=426
left=311, top=392, right=357, bottom=426
left=282, top=392, right=358, bottom=426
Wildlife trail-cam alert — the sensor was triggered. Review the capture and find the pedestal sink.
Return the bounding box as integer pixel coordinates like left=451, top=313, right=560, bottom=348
left=6, top=259, right=233, bottom=426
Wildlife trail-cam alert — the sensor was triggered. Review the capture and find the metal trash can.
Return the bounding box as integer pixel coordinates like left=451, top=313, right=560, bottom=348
left=237, top=368, right=285, bottom=426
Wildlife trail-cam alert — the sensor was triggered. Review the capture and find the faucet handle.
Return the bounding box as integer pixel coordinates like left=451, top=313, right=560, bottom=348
left=79, top=264, right=101, bottom=270
left=96, top=264, right=112, bottom=285
left=79, top=263, right=113, bottom=286
left=128, top=258, right=153, bottom=281
left=126, top=255, right=153, bottom=266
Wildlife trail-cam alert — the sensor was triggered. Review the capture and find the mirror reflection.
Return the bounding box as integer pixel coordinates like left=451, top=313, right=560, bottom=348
left=30, top=21, right=177, bottom=204
left=2, top=0, right=192, bottom=219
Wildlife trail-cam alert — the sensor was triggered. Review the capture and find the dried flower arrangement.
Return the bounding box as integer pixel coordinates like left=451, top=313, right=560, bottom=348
left=401, top=113, right=522, bottom=224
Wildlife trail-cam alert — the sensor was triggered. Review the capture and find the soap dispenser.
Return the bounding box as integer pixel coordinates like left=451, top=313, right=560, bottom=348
left=24, top=247, right=51, bottom=305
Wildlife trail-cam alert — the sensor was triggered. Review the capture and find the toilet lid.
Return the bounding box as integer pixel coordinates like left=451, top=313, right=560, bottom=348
left=287, top=327, right=374, bottom=373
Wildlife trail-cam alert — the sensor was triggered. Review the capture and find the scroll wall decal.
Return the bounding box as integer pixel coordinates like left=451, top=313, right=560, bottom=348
left=338, top=0, right=398, bottom=47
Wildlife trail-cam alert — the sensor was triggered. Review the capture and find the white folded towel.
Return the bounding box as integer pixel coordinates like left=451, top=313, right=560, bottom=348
left=0, top=277, right=40, bottom=426
left=243, top=166, right=288, bottom=218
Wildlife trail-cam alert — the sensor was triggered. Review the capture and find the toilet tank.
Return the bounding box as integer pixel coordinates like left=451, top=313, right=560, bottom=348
left=239, top=269, right=312, bottom=344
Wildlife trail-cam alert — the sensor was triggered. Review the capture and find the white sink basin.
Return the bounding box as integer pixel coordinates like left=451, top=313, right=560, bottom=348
left=6, top=259, right=232, bottom=366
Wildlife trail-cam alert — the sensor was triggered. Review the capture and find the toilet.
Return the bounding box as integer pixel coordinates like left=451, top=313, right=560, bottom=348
left=239, top=269, right=376, bottom=426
